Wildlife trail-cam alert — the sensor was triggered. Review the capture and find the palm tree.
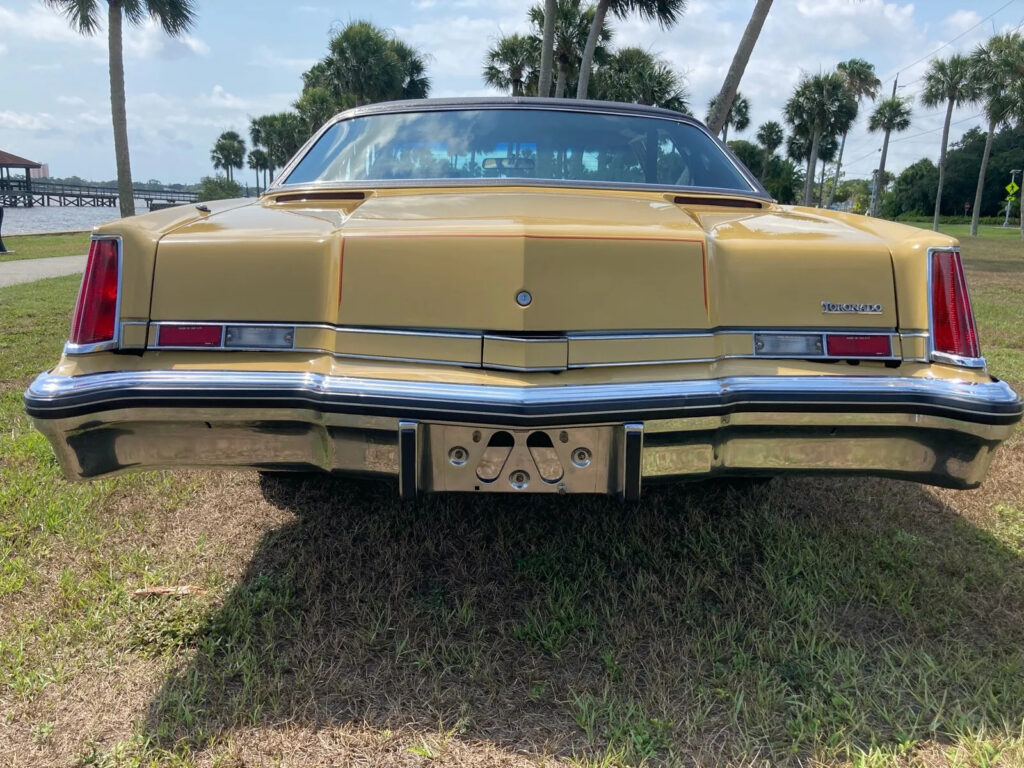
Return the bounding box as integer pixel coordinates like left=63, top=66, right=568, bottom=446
left=483, top=34, right=539, bottom=96
left=706, top=0, right=772, bottom=137
left=530, top=0, right=609, bottom=99
left=576, top=0, right=686, bottom=99
left=294, top=87, right=337, bottom=138
left=44, top=0, right=196, bottom=217
left=306, top=21, right=431, bottom=109
left=591, top=47, right=688, bottom=111
left=867, top=96, right=913, bottom=216
left=784, top=73, right=856, bottom=206
left=755, top=121, right=784, bottom=178
left=210, top=131, right=245, bottom=182
left=969, top=33, right=1024, bottom=236
left=249, top=113, right=305, bottom=181
left=707, top=92, right=750, bottom=141
left=248, top=148, right=269, bottom=194
left=922, top=54, right=981, bottom=231
left=787, top=130, right=837, bottom=204
left=815, top=135, right=839, bottom=206
left=828, top=58, right=881, bottom=207
left=538, top=0, right=557, bottom=96
left=392, top=39, right=431, bottom=99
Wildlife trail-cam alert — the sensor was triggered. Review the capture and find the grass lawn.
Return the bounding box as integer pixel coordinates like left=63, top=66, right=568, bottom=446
left=907, top=221, right=1024, bottom=241
left=1, top=240, right=1023, bottom=767
left=0, top=232, right=91, bottom=264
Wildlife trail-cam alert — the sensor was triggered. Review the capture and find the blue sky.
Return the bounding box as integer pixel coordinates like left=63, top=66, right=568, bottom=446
left=0, top=0, right=1019, bottom=185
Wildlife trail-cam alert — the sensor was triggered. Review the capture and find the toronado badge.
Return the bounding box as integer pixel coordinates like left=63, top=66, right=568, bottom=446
left=821, top=301, right=884, bottom=314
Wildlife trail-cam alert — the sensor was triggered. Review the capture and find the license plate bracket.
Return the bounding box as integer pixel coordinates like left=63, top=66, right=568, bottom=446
left=405, top=422, right=643, bottom=496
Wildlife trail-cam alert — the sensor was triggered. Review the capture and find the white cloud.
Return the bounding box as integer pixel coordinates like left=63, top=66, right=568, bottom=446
left=0, top=5, right=90, bottom=45
left=0, top=110, right=56, bottom=131
left=250, top=45, right=318, bottom=72
left=0, top=42, right=7, bottom=56
left=57, top=95, right=87, bottom=106
left=0, top=6, right=208, bottom=60
left=945, top=9, right=982, bottom=34
left=121, top=19, right=210, bottom=59
left=199, top=85, right=294, bottom=113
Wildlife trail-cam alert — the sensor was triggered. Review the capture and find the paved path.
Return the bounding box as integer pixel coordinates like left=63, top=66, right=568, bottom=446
left=0, top=255, right=87, bottom=289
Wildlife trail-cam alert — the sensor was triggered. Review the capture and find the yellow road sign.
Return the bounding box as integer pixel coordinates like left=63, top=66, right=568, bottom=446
left=1007, top=181, right=1020, bottom=195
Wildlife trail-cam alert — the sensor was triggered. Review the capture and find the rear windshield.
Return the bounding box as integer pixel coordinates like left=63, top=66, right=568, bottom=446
left=283, top=107, right=755, bottom=192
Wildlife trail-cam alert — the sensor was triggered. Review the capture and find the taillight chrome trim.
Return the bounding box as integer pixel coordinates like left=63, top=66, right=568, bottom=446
left=64, top=235, right=123, bottom=355
left=926, top=246, right=986, bottom=369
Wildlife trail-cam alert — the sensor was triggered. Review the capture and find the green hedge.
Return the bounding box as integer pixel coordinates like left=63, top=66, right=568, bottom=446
left=894, top=213, right=1019, bottom=226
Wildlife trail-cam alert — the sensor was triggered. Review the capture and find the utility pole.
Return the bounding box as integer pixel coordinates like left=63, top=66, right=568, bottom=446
left=1003, top=169, right=1021, bottom=227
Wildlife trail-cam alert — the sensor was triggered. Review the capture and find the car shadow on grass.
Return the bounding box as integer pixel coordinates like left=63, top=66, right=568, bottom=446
left=142, top=474, right=1024, bottom=765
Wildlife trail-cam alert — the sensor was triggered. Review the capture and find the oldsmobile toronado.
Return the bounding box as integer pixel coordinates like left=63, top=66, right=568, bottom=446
left=24, top=98, right=1023, bottom=497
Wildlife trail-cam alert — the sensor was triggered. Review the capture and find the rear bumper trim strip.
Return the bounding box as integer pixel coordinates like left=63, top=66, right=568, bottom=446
left=25, top=370, right=1023, bottom=426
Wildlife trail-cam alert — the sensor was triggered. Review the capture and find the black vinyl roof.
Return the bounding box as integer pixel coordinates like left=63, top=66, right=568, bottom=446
left=333, top=97, right=701, bottom=126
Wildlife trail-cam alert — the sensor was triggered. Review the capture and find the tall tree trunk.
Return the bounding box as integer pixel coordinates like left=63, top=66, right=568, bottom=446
left=706, top=0, right=773, bottom=137
left=818, top=160, right=826, bottom=206
left=802, top=129, right=821, bottom=206
left=576, top=0, right=609, bottom=99
left=538, top=0, right=557, bottom=97
left=933, top=97, right=955, bottom=231
left=108, top=1, right=135, bottom=217
left=827, top=130, right=848, bottom=208
left=722, top=123, right=729, bottom=142
left=971, top=117, right=996, bottom=238
left=554, top=60, right=567, bottom=99
left=254, top=168, right=259, bottom=195
left=513, top=78, right=523, bottom=97
left=870, top=130, right=891, bottom=217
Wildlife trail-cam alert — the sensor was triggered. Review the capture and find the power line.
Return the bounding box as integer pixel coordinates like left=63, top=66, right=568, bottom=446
left=889, top=111, right=985, bottom=143
left=839, top=110, right=986, bottom=172
left=879, top=0, right=1019, bottom=85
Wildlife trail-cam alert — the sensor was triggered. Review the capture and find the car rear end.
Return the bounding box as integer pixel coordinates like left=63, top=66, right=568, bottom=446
left=24, top=100, right=1022, bottom=496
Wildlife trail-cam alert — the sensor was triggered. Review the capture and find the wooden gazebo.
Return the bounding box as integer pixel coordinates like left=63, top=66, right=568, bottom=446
left=0, top=149, right=43, bottom=208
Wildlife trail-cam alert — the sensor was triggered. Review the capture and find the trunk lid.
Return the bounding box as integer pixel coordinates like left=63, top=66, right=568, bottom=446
left=148, top=189, right=899, bottom=368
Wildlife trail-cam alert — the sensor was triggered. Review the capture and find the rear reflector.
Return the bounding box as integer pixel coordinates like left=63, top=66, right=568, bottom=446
left=931, top=250, right=981, bottom=360
left=754, top=333, right=824, bottom=356
left=69, top=238, right=119, bottom=346
left=158, top=324, right=222, bottom=347
left=224, top=325, right=294, bottom=348
left=825, top=334, right=892, bottom=357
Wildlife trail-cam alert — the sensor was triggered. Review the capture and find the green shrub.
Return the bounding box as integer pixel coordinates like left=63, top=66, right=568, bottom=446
left=196, top=175, right=242, bottom=202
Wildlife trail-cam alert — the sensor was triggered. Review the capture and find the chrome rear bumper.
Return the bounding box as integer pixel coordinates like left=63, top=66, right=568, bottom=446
left=25, top=370, right=1023, bottom=492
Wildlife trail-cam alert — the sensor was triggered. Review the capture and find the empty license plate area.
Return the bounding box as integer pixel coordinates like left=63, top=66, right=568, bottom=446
left=425, top=424, right=618, bottom=493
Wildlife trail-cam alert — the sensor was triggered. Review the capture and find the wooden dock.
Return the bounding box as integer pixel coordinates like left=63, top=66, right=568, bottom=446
left=0, top=178, right=197, bottom=209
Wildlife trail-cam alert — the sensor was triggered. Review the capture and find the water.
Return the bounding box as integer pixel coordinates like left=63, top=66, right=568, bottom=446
left=0, top=205, right=128, bottom=235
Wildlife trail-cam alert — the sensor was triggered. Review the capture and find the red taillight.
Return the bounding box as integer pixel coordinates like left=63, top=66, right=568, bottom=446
left=157, top=324, right=222, bottom=347
left=931, top=250, right=980, bottom=360
left=69, top=238, right=119, bottom=346
left=825, top=334, right=892, bottom=357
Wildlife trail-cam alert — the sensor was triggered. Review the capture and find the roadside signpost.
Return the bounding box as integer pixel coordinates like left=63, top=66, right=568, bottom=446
left=1004, top=171, right=1021, bottom=227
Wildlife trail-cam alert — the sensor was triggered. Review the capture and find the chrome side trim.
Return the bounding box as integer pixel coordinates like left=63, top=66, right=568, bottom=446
left=142, top=321, right=903, bottom=368
left=64, top=235, right=123, bottom=356
left=927, top=246, right=987, bottom=369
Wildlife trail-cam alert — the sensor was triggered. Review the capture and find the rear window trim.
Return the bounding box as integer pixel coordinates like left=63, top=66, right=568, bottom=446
left=271, top=103, right=770, bottom=200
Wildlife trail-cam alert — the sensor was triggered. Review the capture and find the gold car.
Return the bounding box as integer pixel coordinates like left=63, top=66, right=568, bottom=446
left=24, top=99, right=1023, bottom=498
